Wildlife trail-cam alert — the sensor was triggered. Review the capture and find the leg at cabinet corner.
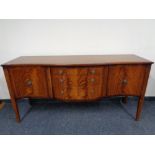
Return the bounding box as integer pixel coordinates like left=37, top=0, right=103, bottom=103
left=3, top=68, right=20, bottom=122
left=11, top=97, right=20, bottom=122
left=136, top=65, right=151, bottom=121
left=136, top=96, right=144, bottom=121
left=122, top=96, right=128, bottom=104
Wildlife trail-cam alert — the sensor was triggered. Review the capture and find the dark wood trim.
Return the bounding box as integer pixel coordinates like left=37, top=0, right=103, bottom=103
left=2, top=55, right=154, bottom=67
left=104, top=66, right=109, bottom=97
left=2, top=62, right=153, bottom=67
left=46, top=67, right=53, bottom=98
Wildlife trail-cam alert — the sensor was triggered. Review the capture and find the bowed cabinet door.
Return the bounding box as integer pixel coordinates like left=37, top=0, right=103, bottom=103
left=107, top=64, right=148, bottom=96
left=8, top=66, right=49, bottom=98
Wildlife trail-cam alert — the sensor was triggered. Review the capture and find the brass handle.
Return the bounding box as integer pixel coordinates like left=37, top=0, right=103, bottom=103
left=90, top=69, right=96, bottom=74
left=91, top=90, right=94, bottom=94
left=59, top=70, right=63, bottom=75
left=91, top=78, right=95, bottom=83
left=26, top=79, right=32, bottom=86
left=61, top=90, right=64, bottom=94
left=122, top=79, right=128, bottom=85
left=59, top=79, right=64, bottom=83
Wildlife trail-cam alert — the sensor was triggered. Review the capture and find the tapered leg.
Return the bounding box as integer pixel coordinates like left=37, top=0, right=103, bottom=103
left=10, top=97, right=20, bottom=122
left=136, top=96, right=144, bottom=121
left=122, top=96, right=128, bottom=104
left=0, top=101, right=5, bottom=110
left=3, top=68, right=20, bottom=122
left=135, top=65, right=151, bottom=121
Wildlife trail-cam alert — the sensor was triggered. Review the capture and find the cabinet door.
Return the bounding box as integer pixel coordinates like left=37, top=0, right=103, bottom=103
left=51, top=67, right=108, bottom=100
left=9, top=66, right=49, bottom=98
left=107, top=65, right=146, bottom=96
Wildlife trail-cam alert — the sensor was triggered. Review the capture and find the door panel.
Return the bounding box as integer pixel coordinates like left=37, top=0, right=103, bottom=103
left=9, top=66, right=49, bottom=98
left=107, top=65, right=146, bottom=96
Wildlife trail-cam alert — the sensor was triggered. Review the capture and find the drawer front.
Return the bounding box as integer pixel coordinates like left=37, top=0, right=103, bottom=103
left=107, top=65, right=146, bottom=96
left=9, top=67, right=49, bottom=98
left=87, top=67, right=107, bottom=99
left=51, top=67, right=108, bottom=100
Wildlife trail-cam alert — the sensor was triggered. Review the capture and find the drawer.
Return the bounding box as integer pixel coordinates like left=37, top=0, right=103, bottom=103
left=8, top=66, right=49, bottom=98
left=107, top=65, right=146, bottom=96
left=87, top=67, right=107, bottom=99
left=51, top=67, right=108, bottom=100
left=52, top=67, right=87, bottom=75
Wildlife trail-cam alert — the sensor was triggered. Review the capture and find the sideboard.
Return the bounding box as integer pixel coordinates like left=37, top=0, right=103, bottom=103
left=2, top=55, right=153, bottom=122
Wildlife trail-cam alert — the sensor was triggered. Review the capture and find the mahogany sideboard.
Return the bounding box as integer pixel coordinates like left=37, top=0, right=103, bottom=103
left=2, top=55, right=153, bottom=122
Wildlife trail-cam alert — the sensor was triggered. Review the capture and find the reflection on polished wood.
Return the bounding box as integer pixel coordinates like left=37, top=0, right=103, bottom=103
left=2, top=55, right=153, bottom=122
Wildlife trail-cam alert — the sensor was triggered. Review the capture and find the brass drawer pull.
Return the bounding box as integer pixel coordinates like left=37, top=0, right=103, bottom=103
left=26, top=79, right=32, bottom=86
left=61, top=90, right=64, bottom=94
left=90, top=78, right=95, bottom=83
left=122, top=79, right=128, bottom=85
left=91, top=90, right=95, bottom=94
left=59, top=70, right=64, bottom=75
left=59, top=79, right=64, bottom=83
left=90, top=69, right=96, bottom=74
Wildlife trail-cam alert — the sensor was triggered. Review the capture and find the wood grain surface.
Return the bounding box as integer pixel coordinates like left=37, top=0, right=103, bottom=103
left=2, top=55, right=153, bottom=122
left=107, top=65, right=147, bottom=96
left=8, top=66, right=49, bottom=98
left=51, top=67, right=108, bottom=100
left=0, top=101, right=5, bottom=110
left=2, top=55, right=153, bottom=66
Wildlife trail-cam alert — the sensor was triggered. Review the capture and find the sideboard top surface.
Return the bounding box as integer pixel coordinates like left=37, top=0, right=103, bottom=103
left=2, top=54, right=153, bottom=66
